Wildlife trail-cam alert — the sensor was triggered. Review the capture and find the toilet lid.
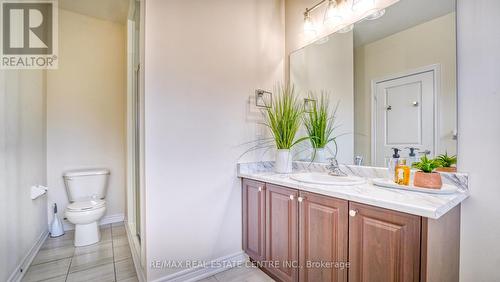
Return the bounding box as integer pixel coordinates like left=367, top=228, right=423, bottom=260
left=67, top=199, right=105, bottom=211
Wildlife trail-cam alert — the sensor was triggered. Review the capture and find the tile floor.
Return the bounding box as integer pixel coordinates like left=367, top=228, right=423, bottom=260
left=22, top=222, right=138, bottom=282
left=197, top=264, right=274, bottom=282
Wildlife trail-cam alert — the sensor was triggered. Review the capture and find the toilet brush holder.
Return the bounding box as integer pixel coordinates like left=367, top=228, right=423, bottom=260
left=50, top=203, right=65, bottom=238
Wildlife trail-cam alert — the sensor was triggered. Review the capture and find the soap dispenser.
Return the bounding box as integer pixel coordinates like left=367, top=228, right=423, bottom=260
left=406, top=147, right=419, bottom=167
left=387, top=148, right=401, bottom=181
left=394, top=159, right=410, bottom=186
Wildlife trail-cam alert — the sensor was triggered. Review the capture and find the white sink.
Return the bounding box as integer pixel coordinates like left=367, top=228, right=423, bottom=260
left=290, top=172, right=365, bottom=186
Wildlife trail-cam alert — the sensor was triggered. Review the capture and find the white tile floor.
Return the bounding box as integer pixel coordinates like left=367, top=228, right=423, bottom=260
left=22, top=222, right=138, bottom=282
left=22, top=222, right=273, bottom=282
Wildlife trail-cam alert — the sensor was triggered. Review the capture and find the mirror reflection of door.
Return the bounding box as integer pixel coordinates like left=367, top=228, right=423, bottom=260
left=288, top=0, right=457, bottom=167
left=373, top=68, right=437, bottom=167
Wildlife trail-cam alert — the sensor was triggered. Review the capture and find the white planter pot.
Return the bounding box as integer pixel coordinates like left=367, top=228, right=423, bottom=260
left=312, top=148, right=328, bottom=163
left=275, top=149, right=293, bottom=174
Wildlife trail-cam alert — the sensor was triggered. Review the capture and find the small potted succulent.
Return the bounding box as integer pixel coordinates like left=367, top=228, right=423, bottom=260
left=435, top=152, right=457, bottom=172
left=412, top=155, right=443, bottom=189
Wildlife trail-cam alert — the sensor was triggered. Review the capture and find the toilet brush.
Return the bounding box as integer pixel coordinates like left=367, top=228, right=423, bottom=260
left=50, top=203, right=65, bottom=237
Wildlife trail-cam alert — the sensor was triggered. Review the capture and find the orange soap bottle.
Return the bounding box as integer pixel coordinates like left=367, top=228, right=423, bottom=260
left=394, top=159, right=410, bottom=186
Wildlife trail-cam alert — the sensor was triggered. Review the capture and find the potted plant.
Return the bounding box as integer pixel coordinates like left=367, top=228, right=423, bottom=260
left=435, top=152, right=457, bottom=172
left=264, top=85, right=308, bottom=173
left=303, top=93, right=339, bottom=163
left=412, top=155, right=443, bottom=189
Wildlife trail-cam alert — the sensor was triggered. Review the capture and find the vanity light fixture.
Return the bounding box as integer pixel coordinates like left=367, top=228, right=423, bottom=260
left=303, top=0, right=388, bottom=38
left=324, top=0, right=342, bottom=26
left=303, top=11, right=317, bottom=35
left=255, top=89, right=272, bottom=108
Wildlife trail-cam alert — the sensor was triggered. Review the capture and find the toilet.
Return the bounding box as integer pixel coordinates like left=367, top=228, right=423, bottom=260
left=63, top=168, right=110, bottom=246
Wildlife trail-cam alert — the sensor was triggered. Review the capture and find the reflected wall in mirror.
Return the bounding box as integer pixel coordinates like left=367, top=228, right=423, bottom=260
left=290, top=0, right=457, bottom=168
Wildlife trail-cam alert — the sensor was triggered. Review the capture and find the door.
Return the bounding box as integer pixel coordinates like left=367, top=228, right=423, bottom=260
left=266, top=184, right=299, bottom=282
left=348, top=202, right=421, bottom=282
left=373, top=68, right=436, bottom=166
left=299, top=192, right=348, bottom=282
left=242, top=179, right=266, bottom=262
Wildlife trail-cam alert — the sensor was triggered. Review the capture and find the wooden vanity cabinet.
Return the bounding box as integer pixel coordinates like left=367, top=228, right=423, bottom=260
left=265, top=184, right=299, bottom=282
left=242, top=179, right=266, bottom=262
left=348, top=202, right=421, bottom=282
left=299, top=192, right=348, bottom=282
left=241, top=178, right=460, bottom=282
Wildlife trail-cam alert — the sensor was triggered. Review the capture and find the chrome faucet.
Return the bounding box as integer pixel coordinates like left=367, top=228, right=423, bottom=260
left=354, top=155, right=363, bottom=166
left=326, top=158, right=347, bottom=176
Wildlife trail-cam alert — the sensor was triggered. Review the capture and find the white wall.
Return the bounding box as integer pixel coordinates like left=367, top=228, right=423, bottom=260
left=457, top=0, right=500, bottom=280
left=47, top=9, right=126, bottom=226
left=290, top=32, right=354, bottom=163
left=354, top=12, right=457, bottom=164
left=144, top=0, right=284, bottom=280
left=0, top=70, right=48, bottom=281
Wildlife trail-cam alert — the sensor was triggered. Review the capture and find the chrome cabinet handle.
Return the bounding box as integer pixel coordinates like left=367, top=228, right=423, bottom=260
left=297, top=196, right=304, bottom=203
left=349, top=209, right=358, bottom=217
left=258, top=187, right=262, bottom=192
left=290, top=195, right=294, bottom=200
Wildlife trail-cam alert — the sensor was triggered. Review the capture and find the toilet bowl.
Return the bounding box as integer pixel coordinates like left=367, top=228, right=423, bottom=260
left=65, top=199, right=106, bottom=246
left=63, top=168, right=110, bottom=246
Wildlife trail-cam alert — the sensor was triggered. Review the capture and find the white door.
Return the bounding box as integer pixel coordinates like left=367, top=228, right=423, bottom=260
left=373, top=70, right=436, bottom=167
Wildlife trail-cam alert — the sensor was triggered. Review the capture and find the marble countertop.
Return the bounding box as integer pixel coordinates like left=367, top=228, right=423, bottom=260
left=238, top=162, right=469, bottom=219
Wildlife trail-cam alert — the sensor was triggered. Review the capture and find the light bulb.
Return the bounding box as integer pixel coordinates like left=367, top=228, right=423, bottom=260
left=324, top=0, right=342, bottom=26
left=303, top=12, right=317, bottom=34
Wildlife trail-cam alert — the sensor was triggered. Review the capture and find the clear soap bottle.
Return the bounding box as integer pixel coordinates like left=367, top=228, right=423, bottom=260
left=406, top=147, right=419, bottom=167
left=387, top=148, right=401, bottom=181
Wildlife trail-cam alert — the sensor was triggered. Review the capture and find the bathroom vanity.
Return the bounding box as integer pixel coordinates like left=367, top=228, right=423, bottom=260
left=241, top=0, right=465, bottom=280
left=238, top=162, right=468, bottom=282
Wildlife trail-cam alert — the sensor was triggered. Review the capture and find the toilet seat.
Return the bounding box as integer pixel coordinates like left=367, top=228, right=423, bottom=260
left=67, top=199, right=106, bottom=211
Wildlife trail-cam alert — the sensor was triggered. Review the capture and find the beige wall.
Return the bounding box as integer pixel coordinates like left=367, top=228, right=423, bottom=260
left=144, top=0, right=284, bottom=280
left=0, top=70, right=48, bottom=281
left=457, top=0, right=500, bottom=280
left=47, top=10, right=126, bottom=226
left=354, top=13, right=457, bottom=164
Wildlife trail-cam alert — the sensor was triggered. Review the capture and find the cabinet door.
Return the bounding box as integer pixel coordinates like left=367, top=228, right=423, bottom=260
left=299, top=192, right=348, bottom=282
left=348, top=202, right=421, bottom=282
left=242, top=179, right=266, bottom=262
left=266, top=184, right=299, bottom=282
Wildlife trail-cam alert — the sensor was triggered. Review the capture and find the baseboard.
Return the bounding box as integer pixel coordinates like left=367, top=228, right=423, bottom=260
left=151, top=251, right=247, bottom=282
left=7, top=229, right=49, bottom=282
left=60, top=213, right=125, bottom=231
left=124, top=221, right=146, bottom=282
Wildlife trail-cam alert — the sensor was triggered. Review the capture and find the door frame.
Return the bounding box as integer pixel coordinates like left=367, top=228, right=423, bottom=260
left=370, top=64, right=441, bottom=165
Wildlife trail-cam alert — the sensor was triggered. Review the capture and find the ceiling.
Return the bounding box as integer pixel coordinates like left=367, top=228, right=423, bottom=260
left=59, top=0, right=130, bottom=24
left=354, top=0, right=456, bottom=48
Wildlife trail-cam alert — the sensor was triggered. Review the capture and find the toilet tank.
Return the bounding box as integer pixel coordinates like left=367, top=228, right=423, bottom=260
left=63, top=168, right=110, bottom=202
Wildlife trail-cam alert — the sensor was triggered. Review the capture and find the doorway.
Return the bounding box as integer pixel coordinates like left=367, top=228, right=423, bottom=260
left=372, top=66, right=439, bottom=167
left=127, top=0, right=142, bottom=242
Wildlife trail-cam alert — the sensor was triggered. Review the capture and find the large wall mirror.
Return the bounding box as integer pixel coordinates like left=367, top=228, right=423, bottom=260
left=290, top=0, right=457, bottom=168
